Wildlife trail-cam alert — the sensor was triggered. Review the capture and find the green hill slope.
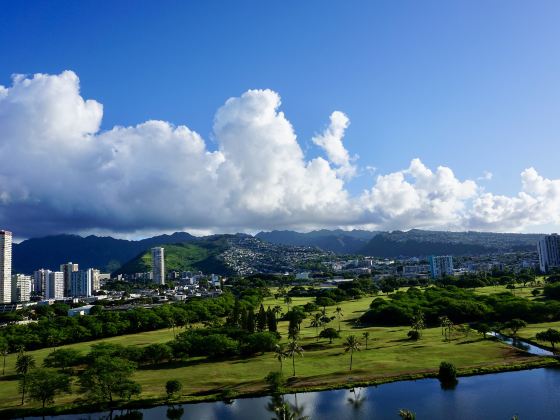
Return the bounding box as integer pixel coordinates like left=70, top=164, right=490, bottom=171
left=114, top=240, right=233, bottom=276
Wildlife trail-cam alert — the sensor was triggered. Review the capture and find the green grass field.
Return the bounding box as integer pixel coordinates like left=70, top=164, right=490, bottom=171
left=0, top=291, right=549, bottom=414
left=473, top=284, right=543, bottom=300
left=516, top=321, right=560, bottom=342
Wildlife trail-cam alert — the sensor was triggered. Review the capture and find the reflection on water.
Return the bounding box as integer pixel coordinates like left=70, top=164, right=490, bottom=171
left=166, top=405, right=184, bottom=420
left=266, top=393, right=309, bottom=420
left=26, top=367, right=560, bottom=420
left=347, top=388, right=365, bottom=410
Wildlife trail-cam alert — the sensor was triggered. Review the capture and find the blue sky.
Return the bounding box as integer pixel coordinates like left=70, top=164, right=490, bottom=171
left=1, top=1, right=559, bottom=236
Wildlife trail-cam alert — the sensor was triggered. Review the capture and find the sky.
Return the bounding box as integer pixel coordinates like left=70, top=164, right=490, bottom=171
left=0, top=1, right=559, bottom=239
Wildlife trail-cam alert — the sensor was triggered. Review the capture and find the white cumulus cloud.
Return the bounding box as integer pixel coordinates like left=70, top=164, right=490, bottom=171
left=312, top=111, right=356, bottom=179
left=0, top=70, right=558, bottom=237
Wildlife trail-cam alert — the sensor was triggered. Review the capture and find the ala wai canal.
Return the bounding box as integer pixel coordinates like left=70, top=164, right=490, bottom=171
left=26, top=366, right=560, bottom=420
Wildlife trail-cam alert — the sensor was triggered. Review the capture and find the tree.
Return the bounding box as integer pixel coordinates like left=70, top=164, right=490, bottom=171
left=362, top=332, right=370, bottom=350
left=288, top=323, right=300, bottom=341
left=80, top=355, right=141, bottom=405
left=284, top=296, right=293, bottom=312
left=438, top=361, right=458, bottom=388
left=27, top=368, right=71, bottom=408
left=410, top=311, right=425, bottom=338
left=0, top=337, right=8, bottom=376
left=319, top=327, right=340, bottom=344
left=267, top=307, right=278, bottom=332
left=257, top=304, right=267, bottom=332
left=16, top=352, right=36, bottom=405
left=165, top=379, right=183, bottom=400
left=335, top=306, right=344, bottom=332
left=286, top=340, right=304, bottom=377
left=310, top=313, right=323, bottom=341
left=474, top=323, right=491, bottom=339
left=316, top=296, right=335, bottom=311
left=439, top=316, right=454, bottom=342
left=43, top=348, right=82, bottom=373
left=264, top=371, right=284, bottom=393
left=535, top=329, right=560, bottom=351
left=46, top=328, right=64, bottom=350
left=142, top=343, right=173, bottom=365
left=247, top=309, right=256, bottom=333
left=272, top=305, right=283, bottom=321
left=274, top=343, right=288, bottom=373
left=505, top=319, right=527, bottom=337
left=344, top=335, right=360, bottom=371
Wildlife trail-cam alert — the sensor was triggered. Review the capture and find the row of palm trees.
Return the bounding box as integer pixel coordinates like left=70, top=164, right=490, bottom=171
left=274, top=333, right=365, bottom=376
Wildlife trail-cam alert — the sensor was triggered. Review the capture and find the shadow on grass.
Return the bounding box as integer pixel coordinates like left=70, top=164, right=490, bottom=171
left=456, top=339, right=483, bottom=345
left=303, top=343, right=331, bottom=351
left=388, top=338, right=410, bottom=343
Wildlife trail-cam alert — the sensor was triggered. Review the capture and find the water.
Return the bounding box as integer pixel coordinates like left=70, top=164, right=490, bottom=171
left=26, top=367, right=560, bottom=420
left=490, top=332, right=555, bottom=356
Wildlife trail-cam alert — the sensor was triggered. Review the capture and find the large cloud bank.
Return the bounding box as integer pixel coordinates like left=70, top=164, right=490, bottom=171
left=0, top=71, right=558, bottom=237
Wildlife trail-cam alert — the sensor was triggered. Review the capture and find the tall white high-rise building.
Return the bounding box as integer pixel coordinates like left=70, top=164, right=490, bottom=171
left=0, top=230, right=12, bottom=303
left=71, top=269, right=93, bottom=297
left=428, top=255, right=454, bottom=278
left=12, top=274, right=31, bottom=302
left=47, top=271, right=64, bottom=299
left=33, top=269, right=51, bottom=296
left=91, top=269, right=100, bottom=291
left=60, top=262, right=79, bottom=296
left=151, top=247, right=165, bottom=285
left=537, top=234, right=560, bottom=273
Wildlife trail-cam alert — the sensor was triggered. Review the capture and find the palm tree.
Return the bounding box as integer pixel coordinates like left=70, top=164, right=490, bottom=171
left=335, top=306, right=344, bottom=332
left=16, top=353, right=36, bottom=405
left=288, top=324, right=300, bottom=341
left=286, top=340, right=304, bottom=377
left=284, top=296, right=293, bottom=312
left=273, top=305, right=283, bottom=321
left=344, top=335, right=360, bottom=371
left=310, top=313, right=322, bottom=341
left=362, top=332, right=370, bottom=350
left=274, top=343, right=288, bottom=373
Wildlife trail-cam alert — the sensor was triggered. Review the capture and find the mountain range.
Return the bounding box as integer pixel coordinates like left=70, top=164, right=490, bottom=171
left=13, top=232, right=196, bottom=274
left=12, top=229, right=543, bottom=275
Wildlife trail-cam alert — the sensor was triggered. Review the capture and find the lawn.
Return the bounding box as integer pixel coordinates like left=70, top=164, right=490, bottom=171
left=516, top=321, right=560, bottom=343
left=0, top=290, right=552, bottom=414
left=473, top=284, right=543, bottom=300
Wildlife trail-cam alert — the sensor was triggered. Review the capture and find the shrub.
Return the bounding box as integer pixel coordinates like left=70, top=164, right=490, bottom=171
left=319, top=327, right=340, bottom=343
left=407, top=330, right=420, bottom=341
left=438, top=361, right=458, bottom=388
left=240, top=332, right=279, bottom=356
left=165, top=379, right=183, bottom=399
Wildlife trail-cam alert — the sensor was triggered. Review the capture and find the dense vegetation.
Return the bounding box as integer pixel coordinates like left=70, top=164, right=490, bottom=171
left=360, top=285, right=560, bottom=326
left=0, top=294, right=236, bottom=352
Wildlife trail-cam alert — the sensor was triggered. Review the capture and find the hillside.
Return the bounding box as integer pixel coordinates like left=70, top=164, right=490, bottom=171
left=13, top=232, right=196, bottom=274
left=359, top=229, right=542, bottom=257
left=114, top=240, right=233, bottom=276
left=255, top=229, right=377, bottom=254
